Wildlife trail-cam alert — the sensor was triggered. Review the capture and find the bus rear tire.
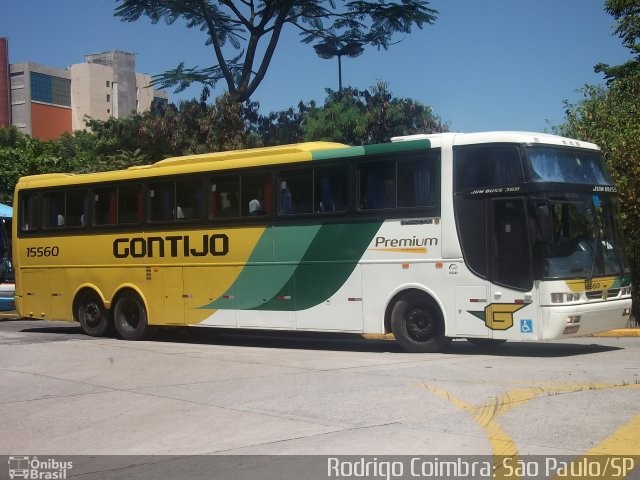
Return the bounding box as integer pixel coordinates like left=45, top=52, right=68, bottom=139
left=114, top=291, right=152, bottom=341
left=77, top=291, right=111, bottom=337
left=390, top=292, right=450, bottom=353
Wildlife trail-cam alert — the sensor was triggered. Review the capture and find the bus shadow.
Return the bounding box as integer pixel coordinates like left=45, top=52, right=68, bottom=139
left=14, top=320, right=625, bottom=356
left=152, top=327, right=623, bottom=357
left=152, top=327, right=405, bottom=353
left=444, top=339, right=622, bottom=357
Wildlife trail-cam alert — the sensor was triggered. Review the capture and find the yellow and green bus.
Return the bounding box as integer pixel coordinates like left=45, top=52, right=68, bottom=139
left=12, top=132, right=633, bottom=352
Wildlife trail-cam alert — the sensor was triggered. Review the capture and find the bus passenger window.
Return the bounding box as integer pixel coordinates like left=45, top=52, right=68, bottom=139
left=42, top=192, right=66, bottom=228
left=314, top=166, right=348, bottom=213
left=398, top=158, right=436, bottom=208
left=118, top=185, right=142, bottom=225
left=176, top=179, right=203, bottom=221
left=359, top=161, right=395, bottom=210
left=21, top=194, right=41, bottom=231
left=210, top=176, right=240, bottom=219
left=94, top=187, right=117, bottom=226
left=149, top=182, right=175, bottom=222
left=279, top=169, right=312, bottom=214
left=66, top=190, right=88, bottom=227
left=242, top=173, right=271, bottom=217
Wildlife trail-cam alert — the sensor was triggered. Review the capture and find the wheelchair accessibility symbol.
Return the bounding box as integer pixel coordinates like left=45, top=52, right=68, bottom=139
left=520, top=319, right=533, bottom=333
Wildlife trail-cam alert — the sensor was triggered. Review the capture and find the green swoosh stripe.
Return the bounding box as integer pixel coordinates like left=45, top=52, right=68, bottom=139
left=310, top=139, right=430, bottom=161
left=203, top=221, right=382, bottom=311
left=204, top=225, right=321, bottom=310
left=255, top=221, right=382, bottom=311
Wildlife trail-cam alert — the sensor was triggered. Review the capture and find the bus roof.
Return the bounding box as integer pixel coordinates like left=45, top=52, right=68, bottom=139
left=391, top=131, right=600, bottom=151
left=15, top=131, right=599, bottom=191
left=15, top=139, right=431, bottom=189
left=0, top=203, right=11, bottom=218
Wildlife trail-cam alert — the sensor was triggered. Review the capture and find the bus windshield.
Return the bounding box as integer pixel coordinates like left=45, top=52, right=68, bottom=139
left=532, top=192, right=629, bottom=280
left=524, top=146, right=612, bottom=185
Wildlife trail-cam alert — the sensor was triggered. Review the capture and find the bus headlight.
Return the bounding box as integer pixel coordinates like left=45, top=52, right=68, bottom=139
left=566, top=293, right=580, bottom=302
left=551, top=293, right=564, bottom=303
left=566, top=315, right=581, bottom=324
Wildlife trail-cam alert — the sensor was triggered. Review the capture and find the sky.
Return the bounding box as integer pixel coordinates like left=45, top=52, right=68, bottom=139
left=2, top=0, right=632, bottom=133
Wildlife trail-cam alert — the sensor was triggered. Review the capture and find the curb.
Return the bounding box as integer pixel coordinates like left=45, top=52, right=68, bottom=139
left=592, top=328, right=640, bottom=337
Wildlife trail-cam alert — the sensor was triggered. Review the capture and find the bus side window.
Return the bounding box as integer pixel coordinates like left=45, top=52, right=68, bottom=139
left=66, top=190, right=88, bottom=227
left=314, top=166, right=348, bottom=213
left=94, top=188, right=117, bottom=226
left=210, top=176, right=240, bottom=219
left=118, top=185, right=142, bottom=225
left=42, top=192, right=66, bottom=228
left=279, top=169, right=312, bottom=215
left=242, top=173, right=271, bottom=217
left=454, top=145, right=523, bottom=192
left=21, top=194, right=40, bottom=231
left=398, top=158, right=436, bottom=208
left=359, top=161, right=395, bottom=210
left=149, top=182, right=175, bottom=222
left=176, top=179, right=203, bottom=221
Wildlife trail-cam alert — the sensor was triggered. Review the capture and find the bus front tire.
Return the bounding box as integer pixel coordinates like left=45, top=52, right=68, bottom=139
left=114, top=291, right=152, bottom=341
left=390, top=292, right=450, bottom=353
left=77, top=291, right=111, bottom=337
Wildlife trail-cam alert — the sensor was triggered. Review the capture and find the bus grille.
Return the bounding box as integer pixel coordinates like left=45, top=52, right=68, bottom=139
left=585, top=288, right=620, bottom=300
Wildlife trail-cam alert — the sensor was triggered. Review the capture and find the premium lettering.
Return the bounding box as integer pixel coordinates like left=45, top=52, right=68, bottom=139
left=113, top=234, right=229, bottom=258
left=374, top=236, right=438, bottom=248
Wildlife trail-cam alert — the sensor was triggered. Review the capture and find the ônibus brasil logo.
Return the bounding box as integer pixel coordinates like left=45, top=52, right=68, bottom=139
left=8, top=456, right=73, bottom=480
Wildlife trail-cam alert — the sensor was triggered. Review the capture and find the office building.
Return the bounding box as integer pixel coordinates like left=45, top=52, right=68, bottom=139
left=0, top=39, right=168, bottom=140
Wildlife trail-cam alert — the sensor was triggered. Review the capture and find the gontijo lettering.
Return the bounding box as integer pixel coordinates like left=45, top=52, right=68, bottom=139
left=113, top=234, right=229, bottom=258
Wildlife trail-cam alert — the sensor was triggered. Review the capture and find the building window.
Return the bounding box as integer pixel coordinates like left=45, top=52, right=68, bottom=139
left=106, top=94, right=111, bottom=102
left=152, top=97, right=168, bottom=108
left=30, top=72, right=70, bottom=107
left=106, top=80, right=110, bottom=88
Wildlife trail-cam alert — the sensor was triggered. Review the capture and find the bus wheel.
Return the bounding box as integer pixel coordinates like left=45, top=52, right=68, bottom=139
left=391, top=292, right=450, bottom=353
left=114, top=291, right=151, bottom=341
left=77, top=291, right=111, bottom=337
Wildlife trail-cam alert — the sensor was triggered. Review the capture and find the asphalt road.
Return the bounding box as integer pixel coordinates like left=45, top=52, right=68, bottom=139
left=1, top=317, right=639, bottom=478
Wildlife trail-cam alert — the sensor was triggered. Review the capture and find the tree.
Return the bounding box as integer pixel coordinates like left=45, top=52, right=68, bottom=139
left=303, top=82, right=447, bottom=144
left=594, top=0, right=640, bottom=81
left=114, top=0, right=437, bottom=102
left=555, top=0, right=640, bottom=321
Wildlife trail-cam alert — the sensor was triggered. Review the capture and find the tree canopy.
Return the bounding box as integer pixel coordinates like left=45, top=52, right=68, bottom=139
left=114, top=0, right=437, bottom=102
left=594, top=0, right=640, bottom=81
left=555, top=0, right=640, bottom=319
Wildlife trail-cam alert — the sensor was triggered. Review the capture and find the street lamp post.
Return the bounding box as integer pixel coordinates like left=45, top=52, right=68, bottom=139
left=314, top=39, right=364, bottom=95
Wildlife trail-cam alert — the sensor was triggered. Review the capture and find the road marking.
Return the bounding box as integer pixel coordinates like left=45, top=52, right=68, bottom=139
left=548, top=414, right=640, bottom=479
left=587, top=413, right=640, bottom=455
left=420, top=381, right=640, bottom=479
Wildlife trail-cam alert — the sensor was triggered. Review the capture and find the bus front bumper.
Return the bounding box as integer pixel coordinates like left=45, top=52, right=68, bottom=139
left=541, top=298, right=632, bottom=339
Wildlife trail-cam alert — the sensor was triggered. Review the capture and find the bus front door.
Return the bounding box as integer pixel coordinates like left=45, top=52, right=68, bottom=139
left=489, top=198, right=538, bottom=339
